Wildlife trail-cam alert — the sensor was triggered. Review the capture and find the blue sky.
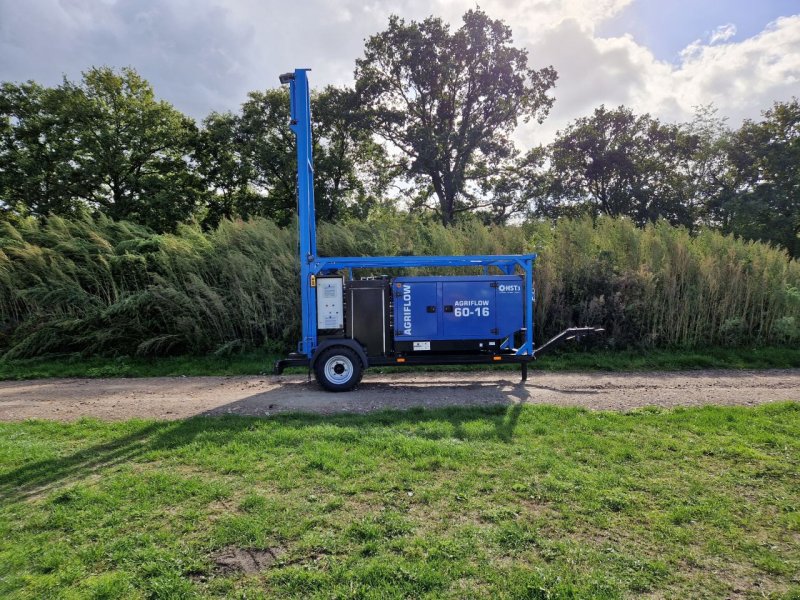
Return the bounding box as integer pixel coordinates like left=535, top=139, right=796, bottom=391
left=1, top=0, right=798, bottom=146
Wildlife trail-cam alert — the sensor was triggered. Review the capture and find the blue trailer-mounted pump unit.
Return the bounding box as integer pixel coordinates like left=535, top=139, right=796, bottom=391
left=274, top=69, right=602, bottom=391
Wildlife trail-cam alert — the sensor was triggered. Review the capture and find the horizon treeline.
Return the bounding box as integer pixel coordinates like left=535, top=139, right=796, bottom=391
left=1, top=8, right=798, bottom=256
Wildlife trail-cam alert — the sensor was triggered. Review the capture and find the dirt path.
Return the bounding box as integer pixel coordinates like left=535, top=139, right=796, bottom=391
left=1, top=369, right=799, bottom=421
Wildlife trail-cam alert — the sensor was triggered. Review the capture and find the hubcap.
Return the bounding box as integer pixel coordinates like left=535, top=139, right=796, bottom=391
left=324, top=355, right=354, bottom=385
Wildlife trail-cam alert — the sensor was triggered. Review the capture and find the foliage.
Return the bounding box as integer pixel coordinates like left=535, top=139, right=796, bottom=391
left=538, top=99, right=800, bottom=257
left=312, top=86, right=394, bottom=222
left=531, top=217, right=800, bottom=347
left=1, top=32, right=797, bottom=257
left=0, top=215, right=299, bottom=358
left=1, top=403, right=799, bottom=597
left=1, top=213, right=799, bottom=359
left=0, top=67, right=202, bottom=231
left=0, top=69, right=388, bottom=232
left=197, top=86, right=389, bottom=228
left=195, top=111, right=261, bottom=228
left=0, top=80, right=84, bottom=219
left=722, top=98, right=800, bottom=257
left=683, top=105, right=735, bottom=229
left=539, top=105, right=700, bottom=227
left=232, top=87, right=297, bottom=225
left=355, top=9, right=557, bottom=225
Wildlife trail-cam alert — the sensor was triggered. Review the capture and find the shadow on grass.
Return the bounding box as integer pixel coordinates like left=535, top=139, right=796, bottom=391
left=0, top=399, right=530, bottom=504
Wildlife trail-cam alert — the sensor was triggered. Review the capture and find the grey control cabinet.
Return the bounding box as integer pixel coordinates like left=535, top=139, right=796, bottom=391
left=316, top=276, right=344, bottom=330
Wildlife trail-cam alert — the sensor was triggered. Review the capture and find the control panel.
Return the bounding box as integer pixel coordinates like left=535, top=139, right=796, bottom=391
left=316, top=276, right=344, bottom=330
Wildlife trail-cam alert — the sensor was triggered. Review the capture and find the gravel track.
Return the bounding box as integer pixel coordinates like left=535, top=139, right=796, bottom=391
left=1, top=369, right=799, bottom=421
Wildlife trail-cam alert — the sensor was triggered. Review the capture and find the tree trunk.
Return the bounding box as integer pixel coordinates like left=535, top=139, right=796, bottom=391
left=430, top=171, right=454, bottom=226
left=440, top=194, right=454, bottom=226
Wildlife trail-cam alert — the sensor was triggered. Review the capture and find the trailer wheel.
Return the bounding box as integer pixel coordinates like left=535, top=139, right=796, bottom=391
left=314, top=347, right=363, bottom=392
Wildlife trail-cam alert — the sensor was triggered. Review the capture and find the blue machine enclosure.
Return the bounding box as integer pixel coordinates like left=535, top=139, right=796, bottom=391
left=393, top=276, right=524, bottom=342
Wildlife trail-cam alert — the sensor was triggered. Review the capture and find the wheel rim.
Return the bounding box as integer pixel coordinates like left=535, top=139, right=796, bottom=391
left=324, top=355, right=354, bottom=385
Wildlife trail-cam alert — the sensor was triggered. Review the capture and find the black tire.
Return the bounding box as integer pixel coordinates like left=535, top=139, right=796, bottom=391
left=314, top=346, right=363, bottom=392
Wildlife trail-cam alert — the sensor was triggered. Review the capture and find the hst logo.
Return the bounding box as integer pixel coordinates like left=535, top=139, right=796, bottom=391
left=498, top=284, right=521, bottom=293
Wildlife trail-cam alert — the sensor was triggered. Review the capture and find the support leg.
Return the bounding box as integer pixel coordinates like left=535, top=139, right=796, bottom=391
left=521, top=362, right=528, bottom=383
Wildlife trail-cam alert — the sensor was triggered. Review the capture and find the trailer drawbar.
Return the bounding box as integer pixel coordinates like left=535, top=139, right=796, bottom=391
left=274, top=69, right=603, bottom=391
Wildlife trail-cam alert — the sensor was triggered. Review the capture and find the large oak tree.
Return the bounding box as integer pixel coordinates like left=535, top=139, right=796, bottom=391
left=355, top=9, right=556, bottom=225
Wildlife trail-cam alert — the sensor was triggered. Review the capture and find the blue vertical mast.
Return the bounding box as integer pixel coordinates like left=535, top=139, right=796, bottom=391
left=281, top=69, right=318, bottom=356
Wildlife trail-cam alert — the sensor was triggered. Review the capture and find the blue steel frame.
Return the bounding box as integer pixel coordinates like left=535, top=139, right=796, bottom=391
left=283, top=69, right=536, bottom=359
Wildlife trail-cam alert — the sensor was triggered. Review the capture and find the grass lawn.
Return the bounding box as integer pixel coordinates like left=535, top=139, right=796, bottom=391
left=2, top=346, right=800, bottom=380
left=1, top=404, right=799, bottom=598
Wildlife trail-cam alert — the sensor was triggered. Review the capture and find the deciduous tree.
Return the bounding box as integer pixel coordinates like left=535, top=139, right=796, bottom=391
left=723, top=98, right=800, bottom=256
left=355, top=9, right=556, bottom=225
left=539, top=106, right=699, bottom=227
left=228, top=86, right=389, bottom=225
left=1, top=67, right=202, bottom=231
left=0, top=81, right=84, bottom=219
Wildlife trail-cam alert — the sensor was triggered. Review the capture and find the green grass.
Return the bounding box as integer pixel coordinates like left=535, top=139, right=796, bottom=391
left=1, top=404, right=799, bottom=598
left=2, top=346, right=800, bottom=380
left=0, top=352, right=281, bottom=380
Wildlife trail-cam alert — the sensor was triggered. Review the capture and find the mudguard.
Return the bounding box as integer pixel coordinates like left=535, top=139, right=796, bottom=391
left=311, top=339, right=369, bottom=370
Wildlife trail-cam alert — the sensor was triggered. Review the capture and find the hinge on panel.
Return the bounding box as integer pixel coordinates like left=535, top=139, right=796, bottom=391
left=491, top=328, right=499, bottom=334
left=490, top=282, right=498, bottom=288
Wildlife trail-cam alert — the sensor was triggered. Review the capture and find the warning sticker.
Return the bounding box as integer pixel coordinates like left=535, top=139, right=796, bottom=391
left=412, top=341, right=431, bottom=351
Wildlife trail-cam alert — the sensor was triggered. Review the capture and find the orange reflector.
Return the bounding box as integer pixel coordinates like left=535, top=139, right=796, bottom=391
left=493, top=356, right=502, bottom=361
left=397, top=358, right=406, bottom=363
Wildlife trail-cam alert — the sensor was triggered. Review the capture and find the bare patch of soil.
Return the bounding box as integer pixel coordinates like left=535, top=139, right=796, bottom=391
left=212, top=546, right=286, bottom=575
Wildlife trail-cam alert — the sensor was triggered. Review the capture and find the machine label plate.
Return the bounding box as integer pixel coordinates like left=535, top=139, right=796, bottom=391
left=413, top=341, right=431, bottom=351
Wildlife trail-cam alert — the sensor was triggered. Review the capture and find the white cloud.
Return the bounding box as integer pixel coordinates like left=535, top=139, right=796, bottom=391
left=671, top=17, right=800, bottom=120
left=435, top=0, right=633, bottom=37
left=709, top=23, right=737, bottom=44
left=0, top=0, right=798, bottom=148
left=517, top=14, right=800, bottom=146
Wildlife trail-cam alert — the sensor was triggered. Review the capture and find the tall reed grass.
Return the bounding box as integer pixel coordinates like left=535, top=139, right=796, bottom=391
left=1, top=213, right=799, bottom=359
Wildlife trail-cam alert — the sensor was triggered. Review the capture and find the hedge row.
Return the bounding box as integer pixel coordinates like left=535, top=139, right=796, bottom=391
left=2, top=213, right=799, bottom=359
